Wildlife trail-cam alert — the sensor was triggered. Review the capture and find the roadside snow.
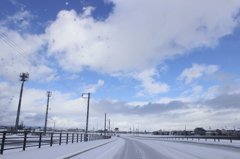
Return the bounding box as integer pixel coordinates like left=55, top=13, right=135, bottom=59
left=1, top=137, right=122, bottom=159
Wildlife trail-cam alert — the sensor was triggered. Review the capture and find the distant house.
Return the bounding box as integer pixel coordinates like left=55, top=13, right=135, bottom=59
left=221, top=129, right=239, bottom=136
left=152, top=129, right=170, bottom=135
left=205, top=129, right=218, bottom=136
left=215, top=129, right=222, bottom=135
left=0, top=126, right=7, bottom=131
left=181, top=130, right=193, bottom=135
left=194, top=127, right=206, bottom=135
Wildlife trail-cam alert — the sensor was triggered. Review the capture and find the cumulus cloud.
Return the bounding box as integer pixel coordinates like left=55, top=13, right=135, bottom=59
left=1, top=0, right=240, bottom=96
left=42, top=0, right=240, bottom=96
left=133, top=68, right=169, bottom=96
left=45, top=0, right=240, bottom=74
left=1, top=81, right=240, bottom=130
left=177, top=63, right=219, bottom=84
left=0, top=27, right=56, bottom=82
left=82, top=80, right=104, bottom=93
left=203, top=93, right=240, bottom=109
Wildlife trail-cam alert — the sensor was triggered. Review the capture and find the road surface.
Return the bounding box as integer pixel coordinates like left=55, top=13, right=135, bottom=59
left=68, top=136, right=240, bottom=159
left=114, top=137, right=170, bottom=159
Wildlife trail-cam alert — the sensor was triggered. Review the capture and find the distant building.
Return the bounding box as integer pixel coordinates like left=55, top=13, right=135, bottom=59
left=194, top=127, right=206, bottom=135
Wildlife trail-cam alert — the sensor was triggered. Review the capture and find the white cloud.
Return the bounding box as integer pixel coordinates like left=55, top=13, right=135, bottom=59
left=134, top=68, right=169, bottom=96
left=177, top=63, right=219, bottom=84
left=0, top=27, right=57, bottom=82
left=1, top=81, right=240, bottom=131
left=82, top=80, right=104, bottom=93
left=0, top=10, right=34, bottom=32
left=127, top=101, right=148, bottom=107
left=191, top=85, right=203, bottom=94
left=44, top=0, right=240, bottom=74
left=111, top=68, right=169, bottom=96
left=157, top=97, right=191, bottom=104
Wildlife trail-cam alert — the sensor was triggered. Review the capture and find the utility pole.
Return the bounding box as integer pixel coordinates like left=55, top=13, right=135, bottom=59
left=104, top=113, right=106, bottom=137
left=185, top=125, right=187, bottom=136
left=109, top=119, right=110, bottom=135
left=82, top=92, right=90, bottom=141
left=138, top=122, right=139, bottom=136
left=133, top=125, right=135, bottom=137
left=44, top=91, right=52, bottom=135
left=15, top=72, right=29, bottom=132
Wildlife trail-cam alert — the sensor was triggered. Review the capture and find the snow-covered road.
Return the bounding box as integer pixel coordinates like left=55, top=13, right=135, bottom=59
left=71, top=136, right=240, bottom=159
left=114, top=137, right=170, bottom=159
left=1, top=135, right=240, bottom=159
left=130, top=137, right=240, bottom=159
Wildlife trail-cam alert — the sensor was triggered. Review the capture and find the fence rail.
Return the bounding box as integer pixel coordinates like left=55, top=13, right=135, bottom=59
left=0, top=131, right=110, bottom=154
left=136, top=135, right=240, bottom=143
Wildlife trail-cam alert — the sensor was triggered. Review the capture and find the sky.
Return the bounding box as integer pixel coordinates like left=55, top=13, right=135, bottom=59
left=0, top=0, right=240, bottom=132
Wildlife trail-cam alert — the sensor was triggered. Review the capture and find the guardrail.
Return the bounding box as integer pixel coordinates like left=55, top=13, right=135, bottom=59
left=0, top=131, right=111, bottom=155
left=136, top=135, right=240, bottom=143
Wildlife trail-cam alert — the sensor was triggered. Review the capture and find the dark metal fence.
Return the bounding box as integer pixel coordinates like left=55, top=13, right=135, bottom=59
left=136, top=135, right=240, bottom=143
left=0, top=131, right=111, bottom=154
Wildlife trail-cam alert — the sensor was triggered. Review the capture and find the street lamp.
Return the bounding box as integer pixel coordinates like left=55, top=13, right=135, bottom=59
left=44, top=91, right=52, bottom=134
left=15, top=72, right=29, bottom=132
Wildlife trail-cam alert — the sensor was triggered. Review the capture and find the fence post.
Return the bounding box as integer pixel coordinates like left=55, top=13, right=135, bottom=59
left=50, top=132, right=53, bottom=146
left=59, top=133, right=62, bottom=145
left=66, top=133, right=69, bottom=144
left=1, top=132, right=6, bottom=154
left=72, top=133, right=74, bottom=143
left=39, top=132, right=42, bottom=148
left=77, top=134, right=79, bottom=143
left=23, top=132, right=27, bottom=151
left=81, top=134, right=82, bottom=142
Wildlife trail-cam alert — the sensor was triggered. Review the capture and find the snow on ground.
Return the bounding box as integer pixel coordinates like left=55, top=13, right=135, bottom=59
left=130, top=136, right=240, bottom=159
left=1, top=137, right=123, bottom=159
left=134, top=134, right=240, bottom=148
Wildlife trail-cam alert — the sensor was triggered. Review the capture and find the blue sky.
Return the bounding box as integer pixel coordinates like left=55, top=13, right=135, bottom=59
left=1, top=0, right=240, bottom=132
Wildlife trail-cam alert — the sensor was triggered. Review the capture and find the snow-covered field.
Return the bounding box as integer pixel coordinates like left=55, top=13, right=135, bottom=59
left=1, top=134, right=240, bottom=159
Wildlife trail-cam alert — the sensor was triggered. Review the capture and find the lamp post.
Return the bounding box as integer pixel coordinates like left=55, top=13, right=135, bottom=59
left=82, top=92, right=90, bottom=141
left=15, top=72, right=29, bottom=132
left=44, top=91, right=52, bottom=135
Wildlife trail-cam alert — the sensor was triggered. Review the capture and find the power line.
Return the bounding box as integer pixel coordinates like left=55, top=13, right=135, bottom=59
left=0, top=30, right=79, bottom=94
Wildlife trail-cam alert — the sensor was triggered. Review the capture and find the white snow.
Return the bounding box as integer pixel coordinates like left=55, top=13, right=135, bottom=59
left=1, top=137, right=122, bottom=159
